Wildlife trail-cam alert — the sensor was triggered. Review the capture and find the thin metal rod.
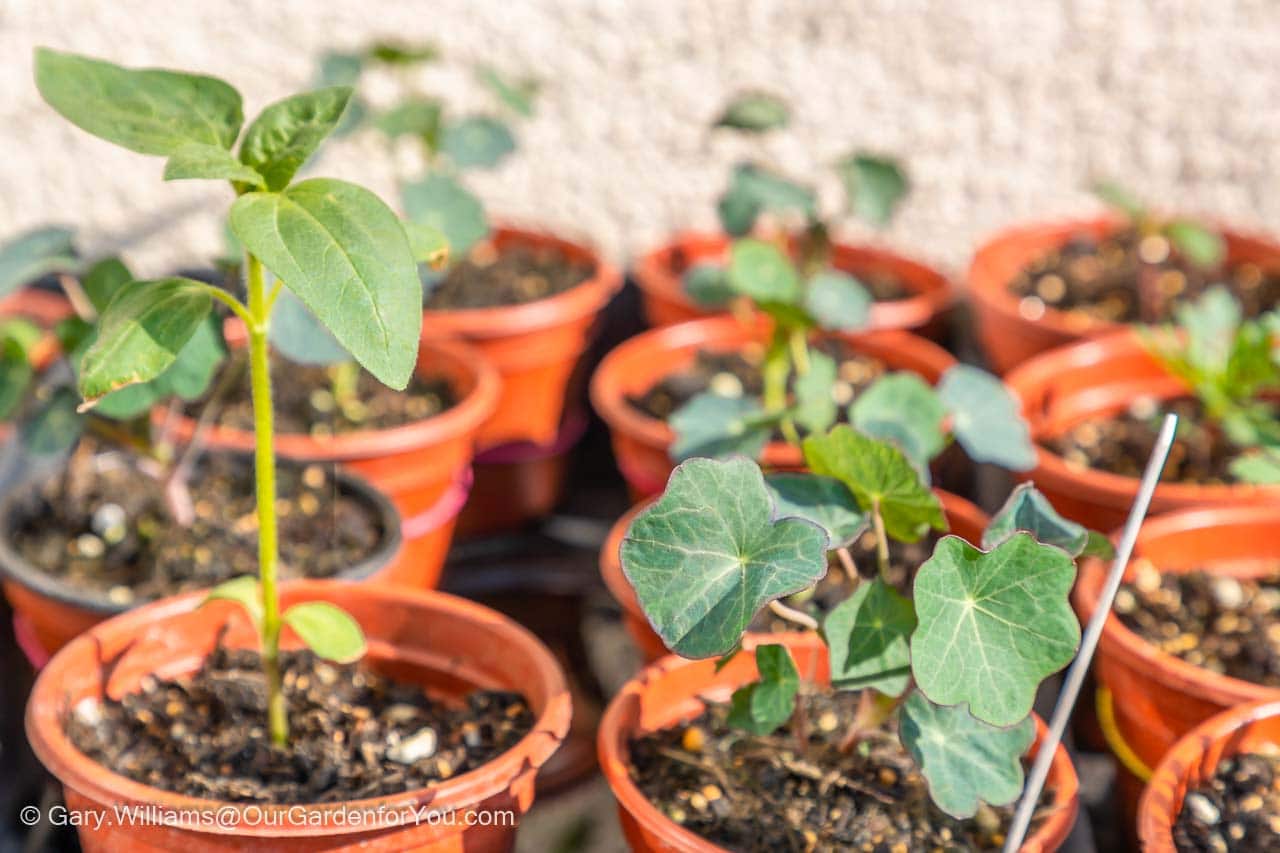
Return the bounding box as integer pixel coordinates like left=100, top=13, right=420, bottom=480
left=1003, top=413, right=1178, bottom=853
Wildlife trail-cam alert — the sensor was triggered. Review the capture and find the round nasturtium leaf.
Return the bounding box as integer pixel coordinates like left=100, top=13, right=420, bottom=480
left=669, top=392, right=770, bottom=462
left=804, top=270, right=871, bottom=332
left=727, top=644, right=799, bottom=735
left=728, top=238, right=800, bottom=306
left=824, top=578, right=915, bottom=696
left=937, top=365, right=1036, bottom=471
left=850, top=372, right=947, bottom=468
left=441, top=115, right=516, bottom=170
left=764, top=472, right=866, bottom=548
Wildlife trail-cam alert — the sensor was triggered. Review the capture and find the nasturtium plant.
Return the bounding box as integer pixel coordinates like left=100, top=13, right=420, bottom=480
left=35, top=46, right=434, bottom=746
left=1145, top=286, right=1280, bottom=483
left=620, top=432, right=1102, bottom=817
left=1092, top=180, right=1226, bottom=268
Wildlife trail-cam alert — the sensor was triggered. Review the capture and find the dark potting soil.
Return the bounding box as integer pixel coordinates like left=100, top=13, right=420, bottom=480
left=1173, top=748, right=1280, bottom=852
left=629, top=689, right=1052, bottom=851
left=1007, top=226, right=1280, bottom=324
left=1115, top=559, right=1280, bottom=686
left=425, top=240, right=595, bottom=310
left=10, top=442, right=385, bottom=603
left=626, top=345, right=888, bottom=427
left=1045, top=397, right=1247, bottom=484
left=67, top=647, right=534, bottom=803
left=190, top=352, right=455, bottom=437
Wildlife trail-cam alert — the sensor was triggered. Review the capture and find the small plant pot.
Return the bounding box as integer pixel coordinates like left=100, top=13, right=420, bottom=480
left=25, top=579, right=572, bottom=851
left=590, top=315, right=956, bottom=500
left=1073, top=505, right=1280, bottom=825
left=0, top=459, right=403, bottom=656
left=1006, top=329, right=1280, bottom=529
left=0, top=285, right=74, bottom=328
left=633, top=232, right=955, bottom=341
left=968, top=217, right=1280, bottom=374
left=1138, top=698, right=1280, bottom=851
left=600, top=490, right=989, bottom=662
left=163, top=335, right=499, bottom=591
left=597, top=632, right=1079, bottom=852
left=422, top=227, right=622, bottom=450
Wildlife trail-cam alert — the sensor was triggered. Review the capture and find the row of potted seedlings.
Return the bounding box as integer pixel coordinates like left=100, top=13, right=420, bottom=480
left=3, top=54, right=1278, bottom=850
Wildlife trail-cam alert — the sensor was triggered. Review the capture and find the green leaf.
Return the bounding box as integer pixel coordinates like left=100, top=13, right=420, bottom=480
left=850, top=373, right=947, bottom=468
left=283, top=601, right=367, bottom=663
left=163, top=143, right=264, bottom=187
left=1176, top=286, right=1240, bottom=377
left=937, top=365, right=1036, bottom=471
left=1091, top=180, right=1146, bottom=221
left=0, top=226, right=78, bottom=298
left=805, top=270, right=871, bottom=332
left=149, top=314, right=225, bottom=400
left=374, top=98, right=443, bottom=142
left=0, top=328, right=35, bottom=420
left=476, top=65, right=538, bottom=117
left=238, top=87, right=353, bottom=190
left=911, top=533, right=1080, bottom=727
left=983, top=483, right=1092, bottom=556
left=725, top=163, right=817, bottom=220
left=441, top=115, right=515, bottom=169
left=81, top=257, right=132, bottom=314
left=792, top=349, right=838, bottom=434
left=20, top=387, right=84, bottom=456
left=403, top=172, right=489, bottom=260
left=402, top=221, right=450, bottom=269
left=803, top=425, right=945, bottom=542
left=764, top=472, right=867, bottom=548
left=825, top=578, right=916, bottom=696
left=1165, top=219, right=1225, bottom=268
left=203, top=575, right=262, bottom=628
left=727, top=645, right=799, bottom=735
left=35, top=47, right=242, bottom=156
left=1083, top=530, right=1116, bottom=560
left=230, top=179, right=421, bottom=389
left=682, top=263, right=734, bottom=308
left=837, top=153, right=908, bottom=227
left=669, top=392, right=770, bottom=461
left=899, top=692, right=1036, bottom=818
left=318, top=52, right=363, bottom=87
left=620, top=456, right=829, bottom=658
left=1231, top=449, right=1280, bottom=484
left=269, top=288, right=350, bottom=366
left=728, top=239, right=800, bottom=305
left=367, top=41, right=439, bottom=65
left=714, top=93, right=789, bottom=132
left=77, top=277, right=212, bottom=408
left=717, top=181, right=761, bottom=237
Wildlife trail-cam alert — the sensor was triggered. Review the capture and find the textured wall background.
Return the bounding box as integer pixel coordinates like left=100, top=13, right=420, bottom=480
left=2, top=0, right=1278, bottom=280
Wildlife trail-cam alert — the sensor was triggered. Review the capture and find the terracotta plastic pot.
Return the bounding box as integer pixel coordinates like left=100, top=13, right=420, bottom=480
left=1139, top=698, right=1280, bottom=851
left=1073, top=504, right=1280, bottom=826
left=600, top=490, right=989, bottom=662
left=26, top=580, right=572, bottom=851
left=1006, top=329, right=1280, bottom=530
left=0, top=286, right=73, bottom=328
left=422, top=227, right=622, bottom=450
left=633, top=232, right=955, bottom=340
left=598, top=632, right=1078, bottom=852
left=163, top=335, right=499, bottom=591
left=968, top=217, right=1280, bottom=374
left=0, top=457, right=403, bottom=656
left=590, top=315, right=956, bottom=500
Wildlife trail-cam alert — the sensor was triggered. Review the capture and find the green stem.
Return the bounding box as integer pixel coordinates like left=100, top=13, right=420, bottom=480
left=245, top=252, right=286, bottom=746
left=871, top=500, right=890, bottom=580
left=788, top=327, right=811, bottom=377
left=762, top=327, right=800, bottom=445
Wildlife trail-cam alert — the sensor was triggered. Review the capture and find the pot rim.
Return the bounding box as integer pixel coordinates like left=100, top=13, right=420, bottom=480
left=25, top=579, right=572, bottom=839
left=1073, top=504, right=1280, bottom=710
left=0, top=452, right=402, bottom=617
left=421, top=225, right=623, bottom=338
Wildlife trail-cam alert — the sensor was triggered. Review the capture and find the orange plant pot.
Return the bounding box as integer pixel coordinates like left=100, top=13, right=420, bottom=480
left=25, top=580, right=572, bottom=851
left=600, top=490, right=989, bottom=663
left=968, top=216, right=1280, bottom=374
left=1073, top=505, right=1280, bottom=825
left=632, top=231, right=955, bottom=340
left=590, top=315, right=956, bottom=500
left=598, top=633, right=1078, bottom=852
left=163, top=336, right=499, bottom=591
left=1138, top=698, right=1280, bottom=852
left=422, top=227, right=622, bottom=450
left=1006, top=329, right=1280, bottom=530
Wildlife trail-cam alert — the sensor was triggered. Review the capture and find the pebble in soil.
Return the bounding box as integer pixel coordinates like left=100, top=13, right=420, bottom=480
left=1046, top=397, right=1251, bottom=484
left=629, top=690, right=1053, bottom=852
left=66, top=648, right=534, bottom=803
left=425, top=238, right=595, bottom=310
left=1115, top=559, right=1280, bottom=686
left=1173, top=745, right=1280, bottom=852
left=1006, top=226, right=1280, bottom=325
left=186, top=352, right=455, bottom=437
left=11, top=441, right=385, bottom=602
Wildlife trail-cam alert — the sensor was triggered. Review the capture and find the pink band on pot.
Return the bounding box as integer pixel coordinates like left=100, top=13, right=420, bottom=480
left=475, top=409, right=589, bottom=465
left=402, top=466, right=474, bottom=540
left=14, top=613, right=50, bottom=671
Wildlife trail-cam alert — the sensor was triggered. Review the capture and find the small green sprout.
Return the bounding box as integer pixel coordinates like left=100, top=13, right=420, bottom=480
left=35, top=47, right=442, bottom=745
left=1092, top=180, right=1226, bottom=268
